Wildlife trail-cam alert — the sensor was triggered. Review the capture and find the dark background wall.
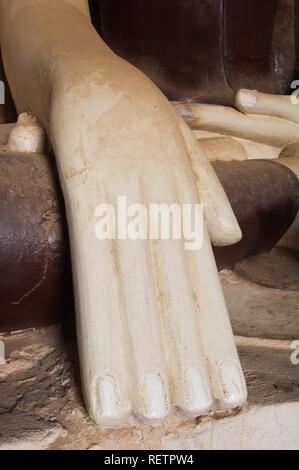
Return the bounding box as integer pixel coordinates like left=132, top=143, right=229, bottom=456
left=0, top=0, right=298, bottom=120
left=89, top=0, right=296, bottom=104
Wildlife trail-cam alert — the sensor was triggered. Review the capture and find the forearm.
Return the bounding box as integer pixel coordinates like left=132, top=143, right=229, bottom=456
left=0, top=0, right=241, bottom=246
left=0, top=0, right=113, bottom=127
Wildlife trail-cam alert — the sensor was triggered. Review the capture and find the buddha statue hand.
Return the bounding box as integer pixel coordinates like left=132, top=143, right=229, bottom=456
left=174, top=90, right=299, bottom=163
left=0, top=0, right=246, bottom=426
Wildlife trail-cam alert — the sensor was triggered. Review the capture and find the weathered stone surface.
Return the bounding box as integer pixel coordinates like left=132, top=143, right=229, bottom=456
left=221, top=269, right=299, bottom=340
left=0, top=319, right=298, bottom=450
left=234, top=247, right=299, bottom=291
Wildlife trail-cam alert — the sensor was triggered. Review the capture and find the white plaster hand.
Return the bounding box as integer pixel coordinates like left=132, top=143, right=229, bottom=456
left=0, top=0, right=246, bottom=426
left=51, top=60, right=246, bottom=425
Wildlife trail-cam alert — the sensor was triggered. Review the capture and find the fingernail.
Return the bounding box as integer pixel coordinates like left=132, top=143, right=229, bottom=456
left=184, top=365, right=213, bottom=414
left=141, top=373, right=168, bottom=419
left=239, top=91, right=257, bottom=107
left=176, top=106, right=193, bottom=119
left=97, top=375, right=121, bottom=419
left=219, top=361, right=247, bottom=407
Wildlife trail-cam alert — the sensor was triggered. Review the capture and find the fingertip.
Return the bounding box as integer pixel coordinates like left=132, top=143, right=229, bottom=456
left=208, top=217, right=242, bottom=247
left=182, top=365, right=213, bottom=416
left=89, top=374, right=130, bottom=427
left=235, top=89, right=258, bottom=111
left=219, top=360, right=248, bottom=408
left=141, top=373, right=169, bottom=420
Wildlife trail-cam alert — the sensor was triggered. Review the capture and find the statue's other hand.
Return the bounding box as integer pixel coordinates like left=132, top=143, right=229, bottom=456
left=174, top=90, right=299, bottom=161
